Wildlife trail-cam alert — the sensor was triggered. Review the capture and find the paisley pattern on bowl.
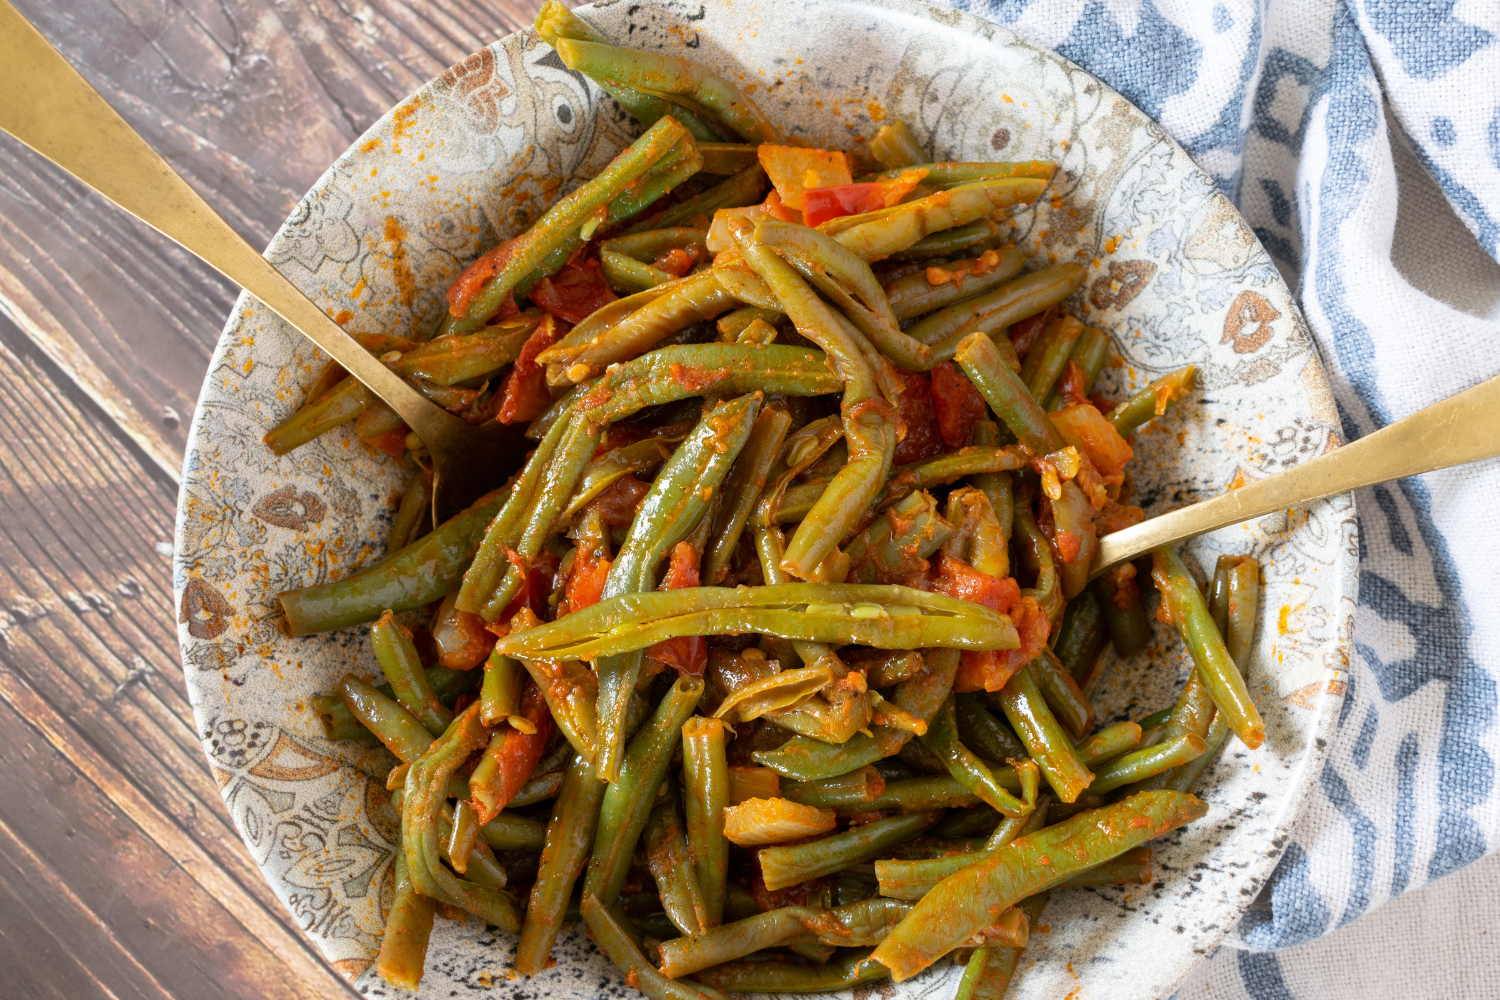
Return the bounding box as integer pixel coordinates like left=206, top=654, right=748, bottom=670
left=173, top=2, right=1356, bottom=997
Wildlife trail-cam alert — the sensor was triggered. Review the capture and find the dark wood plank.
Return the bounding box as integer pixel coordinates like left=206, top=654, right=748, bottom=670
left=0, top=0, right=550, bottom=474
left=0, top=314, right=352, bottom=998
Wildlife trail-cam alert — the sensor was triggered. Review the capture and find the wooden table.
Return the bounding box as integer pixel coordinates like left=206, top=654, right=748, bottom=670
left=0, top=2, right=558, bottom=995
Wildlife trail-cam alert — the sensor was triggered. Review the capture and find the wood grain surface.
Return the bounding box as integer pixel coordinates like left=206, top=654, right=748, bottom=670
left=0, top=1, right=562, bottom=994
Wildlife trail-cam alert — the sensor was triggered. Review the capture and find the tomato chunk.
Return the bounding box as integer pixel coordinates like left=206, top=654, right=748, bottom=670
left=801, top=169, right=927, bottom=227
left=497, top=315, right=563, bottom=425
left=955, top=595, right=1049, bottom=693
left=647, top=541, right=707, bottom=676
left=930, top=361, right=987, bottom=448
left=530, top=256, right=615, bottom=325
left=892, top=370, right=946, bottom=465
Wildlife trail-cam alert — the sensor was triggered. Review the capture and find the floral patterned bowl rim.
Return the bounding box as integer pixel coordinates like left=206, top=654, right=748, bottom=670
left=173, top=1, right=1356, bottom=997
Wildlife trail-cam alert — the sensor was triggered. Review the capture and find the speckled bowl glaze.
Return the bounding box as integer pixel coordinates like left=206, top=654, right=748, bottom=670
left=173, top=1, right=1356, bottom=996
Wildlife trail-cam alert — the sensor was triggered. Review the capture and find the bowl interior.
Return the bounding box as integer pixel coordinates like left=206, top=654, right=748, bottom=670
left=174, top=1, right=1355, bottom=996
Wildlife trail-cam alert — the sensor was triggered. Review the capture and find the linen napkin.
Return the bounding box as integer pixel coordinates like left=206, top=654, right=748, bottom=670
left=947, top=0, right=1500, bottom=982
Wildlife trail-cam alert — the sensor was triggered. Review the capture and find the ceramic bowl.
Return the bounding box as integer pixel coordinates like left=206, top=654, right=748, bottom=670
left=173, top=1, right=1356, bottom=996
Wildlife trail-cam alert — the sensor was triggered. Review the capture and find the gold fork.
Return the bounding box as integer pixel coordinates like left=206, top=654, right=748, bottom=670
left=0, top=0, right=527, bottom=523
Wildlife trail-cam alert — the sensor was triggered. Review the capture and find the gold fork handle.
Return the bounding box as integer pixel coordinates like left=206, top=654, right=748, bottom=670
left=1093, top=371, right=1500, bottom=575
left=0, top=0, right=457, bottom=444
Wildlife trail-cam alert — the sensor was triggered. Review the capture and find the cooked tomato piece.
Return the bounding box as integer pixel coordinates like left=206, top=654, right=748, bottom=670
left=652, top=246, right=698, bottom=277
left=892, top=370, right=946, bottom=464
left=647, top=541, right=707, bottom=676
left=446, top=237, right=520, bottom=318
left=1054, top=359, right=1090, bottom=407
left=1050, top=402, right=1134, bottom=478
left=954, top=595, right=1049, bottom=693
left=497, top=315, right=563, bottom=425
left=586, top=473, right=651, bottom=528
left=499, top=548, right=560, bottom=623
left=529, top=257, right=616, bottom=324
left=924, top=552, right=1021, bottom=613
left=1008, top=305, right=1056, bottom=360
left=801, top=169, right=927, bottom=227
left=929, top=361, right=987, bottom=448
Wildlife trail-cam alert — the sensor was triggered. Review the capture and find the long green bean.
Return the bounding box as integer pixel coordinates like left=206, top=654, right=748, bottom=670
left=1108, top=366, right=1196, bottom=436
left=870, top=790, right=1207, bottom=981
left=645, top=787, right=709, bottom=936
left=534, top=3, right=727, bottom=142
left=516, top=754, right=608, bottom=974
left=955, top=331, right=1065, bottom=454
left=1030, top=646, right=1094, bottom=741
left=376, top=849, right=435, bottom=989
left=954, top=892, right=1049, bottom=1000
left=371, top=611, right=452, bottom=736
left=1152, top=547, right=1265, bottom=749
left=631, top=163, right=769, bottom=234
left=903, top=265, right=1085, bottom=350
left=446, top=116, right=693, bottom=334
left=884, top=248, right=1025, bottom=320
left=585, top=676, right=704, bottom=904
left=279, top=487, right=505, bottom=635
left=828, top=179, right=1051, bottom=262
left=758, top=812, right=936, bottom=891
left=1053, top=590, right=1108, bottom=688
left=334, top=675, right=434, bottom=763
left=996, top=663, right=1093, bottom=803
left=693, top=948, right=888, bottom=994
left=1088, top=735, right=1207, bottom=795
left=704, top=405, right=792, bottom=584
left=1093, top=568, right=1152, bottom=658
left=681, top=715, right=730, bottom=927
left=1044, top=325, right=1110, bottom=411
left=869, top=120, right=925, bottom=168
left=921, top=696, right=1036, bottom=817
left=580, top=896, right=730, bottom=1000
left=555, top=39, right=781, bottom=144
left=658, top=897, right=912, bottom=978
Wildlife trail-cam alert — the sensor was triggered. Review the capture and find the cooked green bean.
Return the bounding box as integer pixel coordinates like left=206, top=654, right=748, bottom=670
left=497, top=583, right=1019, bottom=663
left=1152, top=547, right=1265, bottom=749
left=1093, top=569, right=1151, bottom=658
left=1074, top=721, right=1142, bottom=768
left=953, top=892, right=1049, bottom=1000
left=955, top=331, right=1066, bottom=454
left=376, top=849, right=435, bottom=989
left=1054, top=590, right=1108, bottom=688
left=658, top=897, right=912, bottom=978
left=1108, top=366, right=1197, bottom=436
left=782, top=766, right=886, bottom=809
left=594, top=394, right=758, bottom=781
left=516, top=754, right=608, bottom=974
left=921, top=696, right=1036, bottom=817
left=1088, top=735, right=1208, bottom=795
left=704, top=405, right=792, bottom=583
left=717, top=304, right=781, bottom=340
left=875, top=803, right=1049, bottom=901
left=372, top=611, right=452, bottom=736
left=844, top=492, right=954, bottom=584
left=634, top=163, right=769, bottom=235
left=870, top=790, right=1207, bottom=981
left=645, top=787, right=709, bottom=936
left=884, top=248, right=1025, bottom=321
left=954, top=693, right=1027, bottom=761
left=585, top=676, right=704, bottom=904
left=335, top=675, right=434, bottom=762
left=388, top=470, right=432, bottom=553
left=869, top=120, right=925, bottom=168
left=392, top=319, right=535, bottom=386
left=561, top=438, right=675, bottom=523
left=881, top=446, right=1030, bottom=505
left=603, top=227, right=709, bottom=262
left=693, top=948, right=888, bottom=994
left=542, top=271, right=739, bottom=379
left=279, top=486, right=505, bottom=635
left=733, top=223, right=897, bottom=579
left=264, top=375, right=373, bottom=455
left=477, top=810, right=547, bottom=853
left=446, top=116, right=693, bottom=334
left=681, top=716, right=730, bottom=926
left=698, top=142, right=759, bottom=174
left=1030, top=647, right=1094, bottom=741
left=869, top=161, right=1057, bottom=188
left=557, top=39, right=781, bottom=144
left=759, top=812, right=936, bottom=891
left=602, top=247, right=676, bottom=292
left=996, top=663, right=1093, bottom=803
left=827, top=179, right=1051, bottom=262
left=508, top=767, right=564, bottom=807
left=1017, top=314, right=1083, bottom=400
left=889, top=219, right=1002, bottom=261
left=1044, top=325, right=1110, bottom=411
left=401, top=707, right=523, bottom=931
left=534, top=3, right=727, bottom=142
left=580, top=896, right=731, bottom=1000
left=903, top=265, right=1085, bottom=350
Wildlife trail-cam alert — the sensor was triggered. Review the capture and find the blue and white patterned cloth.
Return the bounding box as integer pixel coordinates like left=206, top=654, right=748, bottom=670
left=945, top=0, right=1500, bottom=994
